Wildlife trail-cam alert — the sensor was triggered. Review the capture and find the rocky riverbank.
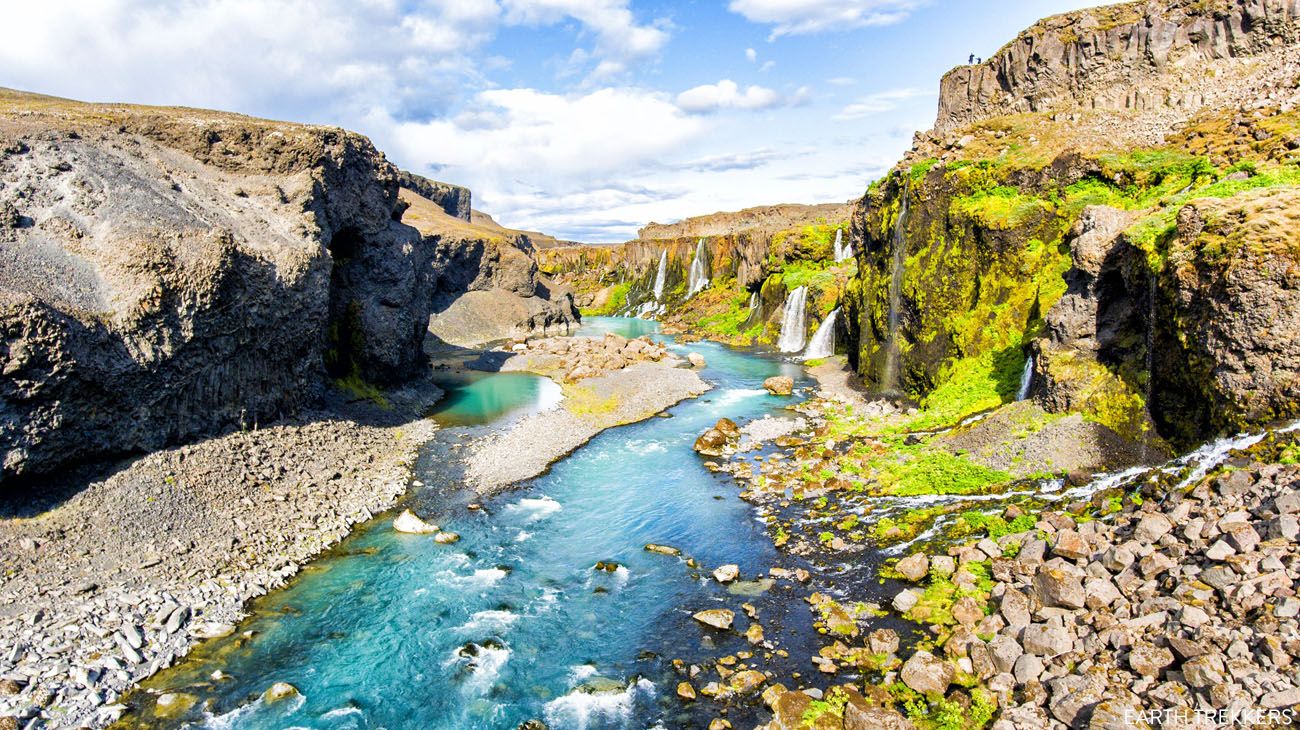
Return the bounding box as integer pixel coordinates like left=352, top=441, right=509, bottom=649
left=0, top=396, right=439, bottom=729
left=675, top=368, right=1300, bottom=729
left=464, top=333, right=710, bottom=493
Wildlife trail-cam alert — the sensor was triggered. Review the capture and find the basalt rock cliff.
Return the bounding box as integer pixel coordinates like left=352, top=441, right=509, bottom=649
left=398, top=188, right=579, bottom=348
left=843, top=0, right=1300, bottom=448
left=0, top=89, right=572, bottom=482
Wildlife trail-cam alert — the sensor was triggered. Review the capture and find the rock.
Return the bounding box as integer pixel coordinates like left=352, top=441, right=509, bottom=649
left=694, top=429, right=727, bottom=455
left=929, top=555, right=956, bottom=577
left=844, top=705, right=916, bottom=730
left=708, top=719, right=731, bottom=730
left=1000, top=586, right=1031, bottom=629
left=677, top=682, right=697, bottom=701
left=745, top=622, right=764, bottom=645
left=1022, top=624, right=1072, bottom=657
left=263, top=682, right=301, bottom=703
left=1133, top=514, right=1174, bottom=544
left=1013, top=654, right=1044, bottom=684
left=1052, top=530, right=1090, bottom=560
left=895, top=553, right=930, bottom=581
left=899, top=650, right=955, bottom=695
left=763, top=376, right=794, bottom=396
left=644, top=544, right=681, bottom=556
left=688, top=352, right=707, bottom=369
left=0, top=680, right=21, bottom=696
left=714, top=418, right=740, bottom=439
left=1128, top=643, right=1174, bottom=677
left=726, top=669, right=766, bottom=696
left=154, top=692, right=198, bottom=719
left=434, top=531, right=461, bottom=544
left=989, top=634, right=1023, bottom=674
left=393, top=509, right=439, bottom=534
left=893, top=589, right=921, bottom=613
left=869, top=628, right=900, bottom=655
left=952, top=596, right=984, bottom=628
left=693, top=609, right=735, bottom=630
left=1204, top=540, right=1235, bottom=561
left=713, top=565, right=740, bottom=583
left=1033, top=565, right=1085, bottom=609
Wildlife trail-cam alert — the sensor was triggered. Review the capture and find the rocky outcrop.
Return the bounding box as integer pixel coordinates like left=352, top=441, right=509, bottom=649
left=1153, top=188, right=1300, bottom=443
left=936, top=0, right=1300, bottom=133
left=639, top=202, right=850, bottom=240
left=395, top=170, right=471, bottom=221
left=397, top=189, right=579, bottom=347
left=0, top=89, right=436, bottom=482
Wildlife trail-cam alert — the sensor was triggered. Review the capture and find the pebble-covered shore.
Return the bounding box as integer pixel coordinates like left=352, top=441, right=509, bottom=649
left=0, top=413, right=437, bottom=729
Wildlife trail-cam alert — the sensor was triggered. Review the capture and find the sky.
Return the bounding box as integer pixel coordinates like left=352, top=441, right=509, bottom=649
left=1, top=0, right=1104, bottom=242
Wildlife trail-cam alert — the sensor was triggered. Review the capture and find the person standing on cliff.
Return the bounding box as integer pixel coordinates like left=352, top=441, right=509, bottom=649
left=968, top=53, right=975, bottom=64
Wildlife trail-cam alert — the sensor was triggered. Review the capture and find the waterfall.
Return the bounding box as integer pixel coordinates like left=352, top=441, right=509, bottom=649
left=652, top=250, right=667, bottom=301
left=776, top=286, right=808, bottom=353
left=802, top=308, right=840, bottom=360
left=832, top=229, right=853, bottom=262
left=1016, top=355, right=1034, bottom=400
left=748, top=292, right=757, bottom=310
left=687, top=239, right=709, bottom=296
left=881, top=186, right=910, bottom=391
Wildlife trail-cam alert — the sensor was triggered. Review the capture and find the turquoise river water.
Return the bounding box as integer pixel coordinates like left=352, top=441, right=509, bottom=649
left=135, top=317, right=812, bottom=729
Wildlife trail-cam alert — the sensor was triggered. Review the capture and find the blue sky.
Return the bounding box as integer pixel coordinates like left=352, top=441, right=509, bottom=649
left=2, top=0, right=1103, bottom=241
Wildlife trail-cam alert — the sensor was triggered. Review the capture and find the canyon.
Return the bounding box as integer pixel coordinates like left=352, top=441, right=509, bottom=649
left=1, top=0, right=1300, bottom=729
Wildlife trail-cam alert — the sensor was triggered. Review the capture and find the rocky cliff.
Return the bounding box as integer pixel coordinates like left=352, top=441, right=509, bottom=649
left=638, top=202, right=850, bottom=240
left=538, top=203, right=852, bottom=346
left=937, top=0, right=1300, bottom=133
left=844, top=0, right=1300, bottom=447
left=395, top=170, right=471, bottom=221
left=399, top=189, right=579, bottom=347
left=0, top=90, right=445, bottom=482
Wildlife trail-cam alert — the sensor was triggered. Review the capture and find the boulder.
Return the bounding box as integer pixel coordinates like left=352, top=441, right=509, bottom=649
left=393, top=509, right=439, bottom=534
left=263, top=682, right=300, bottom=703
left=1033, top=565, right=1086, bottom=609
left=694, top=428, right=727, bottom=455
left=899, top=650, right=955, bottom=695
left=713, top=565, right=740, bottom=583
left=763, top=376, right=794, bottom=396
left=688, top=352, right=707, bottom=369
left=693, top=609, right=735, bottom=630
left=895, top=553, right=930, bottom=582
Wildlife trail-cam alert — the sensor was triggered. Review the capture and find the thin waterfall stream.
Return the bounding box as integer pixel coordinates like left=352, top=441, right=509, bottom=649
left=881, top=185, right=910, bottom=392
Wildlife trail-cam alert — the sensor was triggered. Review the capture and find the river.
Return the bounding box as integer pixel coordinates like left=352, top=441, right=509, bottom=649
left=125, top=317, right=816, bottom=729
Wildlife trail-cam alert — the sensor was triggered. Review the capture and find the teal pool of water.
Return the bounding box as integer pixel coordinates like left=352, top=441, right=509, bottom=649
left=426, top=371, right=562, bottom=427
left=134, top=317, right=810, bottom=729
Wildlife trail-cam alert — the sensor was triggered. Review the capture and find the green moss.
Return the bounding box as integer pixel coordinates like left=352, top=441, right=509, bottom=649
left=334, top=373, right=389, bottom=408
left=951, top=186, right=1052, bottom=229
left=878, top=452, right=1011, bottom=497
left=905, top=348, right=1026, bottom=430
left=581, top=281, right=631, bottom=316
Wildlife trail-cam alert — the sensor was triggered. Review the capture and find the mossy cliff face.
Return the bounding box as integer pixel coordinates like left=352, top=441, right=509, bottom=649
left=537, top=213, right=853, bottom=348
left=0, top=90, right=439, bottom=482
left=843, top=0, right=1300, bottom=446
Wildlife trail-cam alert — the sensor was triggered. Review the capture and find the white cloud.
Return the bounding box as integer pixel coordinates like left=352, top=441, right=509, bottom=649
left=501, top=0, right=669, bottom=66
left=385, top=85, right=703, bottom=188
left=0, top=0, right=500, bottom=122
left=827, top=76, right=857, bottom=86
left=833, top=87, right=930, bottom=120
left=729, top=0, right=925, bottom=38
left=0, top=0, right=670, bottom=121
left=676, top=80, right=788, bottom=113
left=745, top=47, right=758, bottom=62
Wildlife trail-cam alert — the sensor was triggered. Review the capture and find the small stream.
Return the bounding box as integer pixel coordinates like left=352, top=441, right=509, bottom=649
left=126, top=318, right=831, bottom=729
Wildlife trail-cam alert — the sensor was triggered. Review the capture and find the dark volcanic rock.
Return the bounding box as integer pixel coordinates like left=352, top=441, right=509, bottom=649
left=0, top=89, right=436, bottom=482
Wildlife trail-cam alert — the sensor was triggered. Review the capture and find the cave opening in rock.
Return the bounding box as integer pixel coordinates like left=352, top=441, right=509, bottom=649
left=325, top=226, right=365, bottom=379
